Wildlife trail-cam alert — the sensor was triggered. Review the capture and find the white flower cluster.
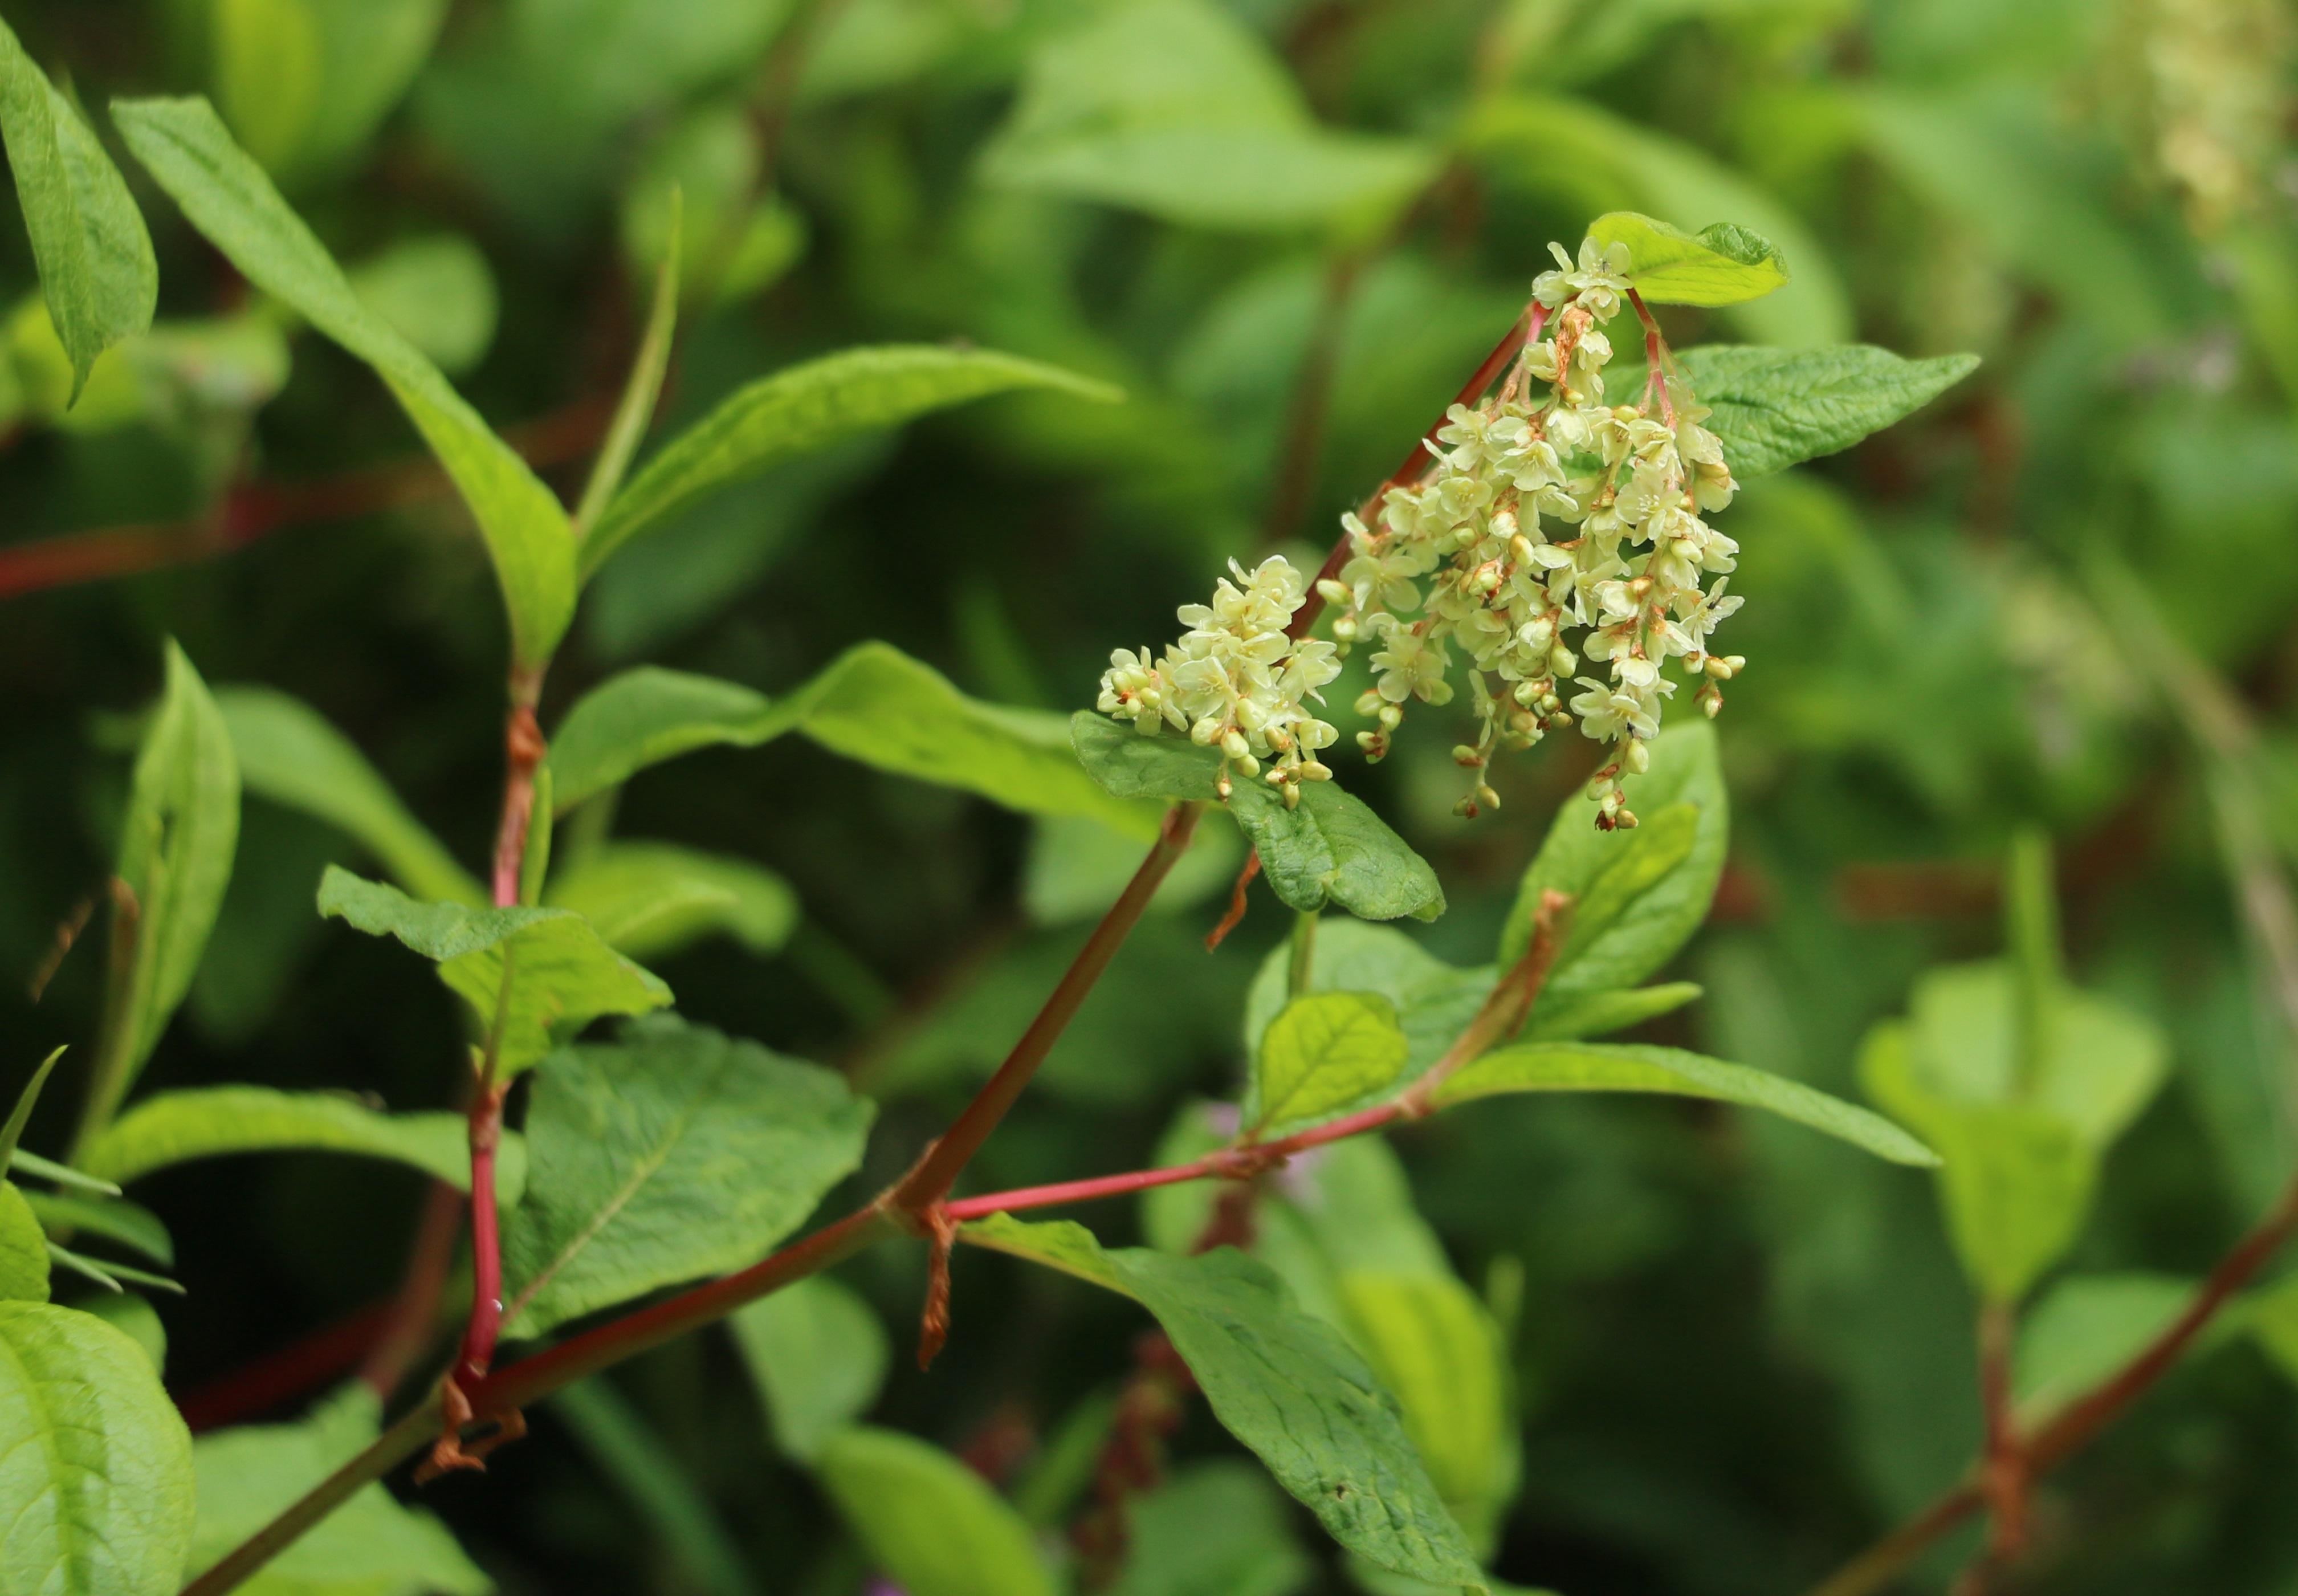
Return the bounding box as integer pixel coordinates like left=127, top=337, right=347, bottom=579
left=1322, top=237, right=1746, bottom=828
left=1098, top=556, right=1342, bottom=805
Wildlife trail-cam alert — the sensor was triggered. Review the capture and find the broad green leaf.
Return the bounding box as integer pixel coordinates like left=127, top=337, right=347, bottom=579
left=1241, top=922, right=1490, bottom=1093
left=317, top=867, right=670, bottom=1077
left=186, top=1386, right=490, bottom=1596
left=2014, top=1273, right=2200, bottom=1423
left=1584, top=211, right=1787, bottom=308
left=501, top=1016, right=871, bottom=1337
left=1860, top=961, right=2169, bottom=1301
left=581, top=345, right=1119, bottom=577
left=545, top=842, right=796, bottom=962
left=965, top=1216, right=1488, bottom=1591
left=1250, top=992, right=1409, bottom=1133
left=1435, top=1041, right=1938, bottom=1167
left=552, top=649, right=1157, bottom=837
left=114, top=97, right=576, bottom=668
left=817, top=1426, right=1056, bottom=1596
left=0, top=1186, right=50, bottom=1301
left=1457, top=95, right=1843, bottom=344
left=79, top=1086, right=521, bottom=1200
left=730, top=1275, right=889, bottom=1463
left=1110, top=1461, right=1314, bottom=1596
left=0, top=21, right=157, bottom=401
left=1337, top=1272, right=1517, bottom=1551
left=78, top=1296, right=164, bottom=1375
left=979, top=0, right=1438, bottom=235
left=1673, top=345, right=1981, bottom=481
left=21, top=1192, right=172, bottom=1268
left=0, top=1301, right=194, bottom=1596
left=217, top=687, right=484, bottom=906
left=99, top=642, right=241, bottom=1109
left=1142, top=1112, right=1454, bottom=1330
left=1498, top=721, right=1724, bottom=1013
left=1073, top=714, right=1444, bottom=921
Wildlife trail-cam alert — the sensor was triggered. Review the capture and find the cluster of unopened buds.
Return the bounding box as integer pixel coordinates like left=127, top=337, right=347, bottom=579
left=1097, top=556, right=1342, bottom=807
left=1321, top=236, right=1746, bottom=828
left=1098, top=234, right=1749, bottom=830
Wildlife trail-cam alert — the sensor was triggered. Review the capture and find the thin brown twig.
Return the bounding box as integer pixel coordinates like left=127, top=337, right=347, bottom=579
left=0, top=396, right=614, bottom=601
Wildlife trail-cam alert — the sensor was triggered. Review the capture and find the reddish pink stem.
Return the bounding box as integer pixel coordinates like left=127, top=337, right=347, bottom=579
left=944, top=1100, right=1404, bottom=1223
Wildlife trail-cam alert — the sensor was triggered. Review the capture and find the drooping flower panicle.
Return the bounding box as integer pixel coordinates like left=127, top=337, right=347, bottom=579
left=1322, top=236, right=1746, bottom=828
left=1098, top=556, right=1342, bottom=806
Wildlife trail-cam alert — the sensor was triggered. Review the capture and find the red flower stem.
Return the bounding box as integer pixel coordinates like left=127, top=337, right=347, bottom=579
left=1627, top=291, right=1676, bottom=428
left=888, top=801, right=1207, bottom=1215
left=0, top=396, right=615, bottom=601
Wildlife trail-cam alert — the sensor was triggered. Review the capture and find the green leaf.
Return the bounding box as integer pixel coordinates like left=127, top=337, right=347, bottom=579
left=186, top=1386, right=490, bottom=1596
left=1250, top=992, right=1410, bottom=1133
left=1584, top=210, right=1787, bottom=308
left=1109, top=1461, right=1314, bottom=1596
left=100, top=641, right=241, bottom=1106
left=1521, top=981, right=1703, bottom=1043
left=965, top=1216, right=1488, bottom=1591
left=0, top=20, right=157, bottom=401
left=1858, top=962, right=2170, bottom=1301
left=216, top=686, right=484, bottom=906
left=574, top=192, right=679, bottom=535
left=502, top=1016, right=872, bottom=1338
left=317, top=867, right=671, bottom=1078
left=1072, top=714, right=1444, bottom=921
left=730, top=1275, right=890, bottom=1464
left=9, top=1152, right=120, bottom=1198
left=0, top=1047, right=64, bottom=1168
left=52, top=1251, right=176, bottom=1296
left=78, top=1085, right=519, bottom=1198
left=816, top=1426, right=1057, bottom=1596
left=2014, top=1273, right=2201, bottom=1424
left=78, top=1294, right=164, bottom=1375
left=113, top=96, right=576, bottom=669
left=552, top=649, right=1157, bottom=837
left=544, top=841, right=797, bottom=962
left=0, top=1301, right=195, bottom=1596
left=1241, top=922, right=1490, bottom=1096
left=1673, top=345, right=1981, bottom=481
left=0, top=1186, right=51, bottom=1302
left=979, top=0, right=1438, bottom=235
left=21, top=1191, right=173, bottom=1268
left=1458, top=94, right=1846, bottom=344
left=1498, top=720, right=1724, bottom=1013
left=1337, top=1272, right=1518, bottom=1550
left=1434, top=1041, right=1938, bottom=1167
left=581, top=345, right=1119, bottom=577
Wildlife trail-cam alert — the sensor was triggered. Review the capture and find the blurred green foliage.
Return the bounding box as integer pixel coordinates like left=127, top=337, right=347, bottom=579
left=5, top=0, right=2298, bottom=1592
